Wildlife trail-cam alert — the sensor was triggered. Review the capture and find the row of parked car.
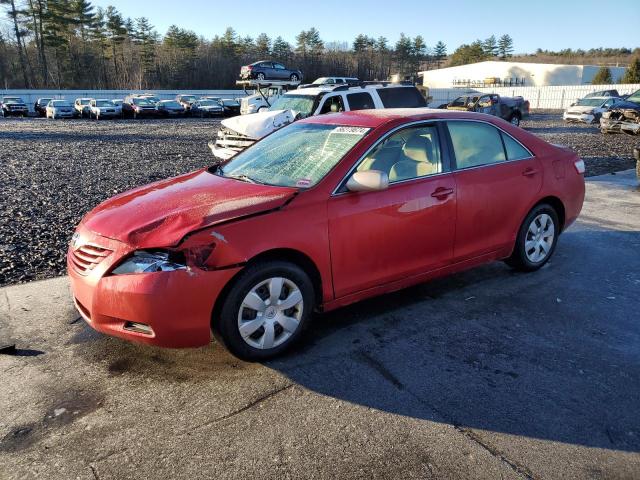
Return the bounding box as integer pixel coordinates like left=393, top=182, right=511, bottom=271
left=562, top=88, right=640, bottom=135
left=0, top=93, right=241, bottom=119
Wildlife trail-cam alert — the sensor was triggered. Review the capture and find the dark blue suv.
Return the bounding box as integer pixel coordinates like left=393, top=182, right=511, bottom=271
left=240, top=61, right=303, bottom=82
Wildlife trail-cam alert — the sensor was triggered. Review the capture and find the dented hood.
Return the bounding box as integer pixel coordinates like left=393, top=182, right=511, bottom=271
left=221, top=109, right=295, bottom=139
left=82, top=169, right=296, bottom=248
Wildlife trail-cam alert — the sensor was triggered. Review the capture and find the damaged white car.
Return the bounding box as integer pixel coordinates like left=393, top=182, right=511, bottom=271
left=209, top=83, right=426, bottom=160
left=563, top=96, right=624, bottom=124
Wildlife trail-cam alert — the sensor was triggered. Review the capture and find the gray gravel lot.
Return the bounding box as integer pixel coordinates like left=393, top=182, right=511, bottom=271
left=1, top=171, right=639, bottom=479
left=0, top=113, right=637, bottom=287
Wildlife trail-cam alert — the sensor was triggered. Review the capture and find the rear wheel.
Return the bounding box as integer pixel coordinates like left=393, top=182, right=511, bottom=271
left=215, top=261, right=314, bottom=361
left=506, top=204, right=559, bottom=272
left=290, top=74, right=299, bottom=82
left=256, top=72, right=266, bottom=81
left=509, top=112, right=521, bottom=126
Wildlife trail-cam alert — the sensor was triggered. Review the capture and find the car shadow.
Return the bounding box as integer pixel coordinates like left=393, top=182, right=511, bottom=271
left=265, top=227, right=640, bottom=453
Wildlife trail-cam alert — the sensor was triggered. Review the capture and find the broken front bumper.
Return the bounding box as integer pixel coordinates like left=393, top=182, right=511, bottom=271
left=600, top=118, right=640, bottom=135
left=67, top=225, right=241, bottom=348
left=209, top=129, right=256, bottom=160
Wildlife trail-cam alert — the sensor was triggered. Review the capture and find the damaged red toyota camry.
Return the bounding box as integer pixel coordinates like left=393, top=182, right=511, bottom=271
left=68, top=109, right=585, bottom=360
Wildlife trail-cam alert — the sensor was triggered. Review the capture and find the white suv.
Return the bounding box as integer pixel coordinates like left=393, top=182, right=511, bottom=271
left=211, top=83, right=426, bottom=160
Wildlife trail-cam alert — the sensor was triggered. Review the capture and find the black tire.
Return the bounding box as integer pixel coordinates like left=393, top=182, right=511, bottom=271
left=256, top=73, right=266, bottom=81
left=290, top=74, right=299, bottom=82
left=214, top=261, right=315, bottom=361
left=509, top=112, right=521, bottom=126
left=506, top=203, right=560, bottom=272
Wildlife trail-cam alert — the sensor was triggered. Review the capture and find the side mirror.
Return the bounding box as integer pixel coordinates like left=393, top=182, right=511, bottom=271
left=346, top=170, right=389, bottom=192
left=258, top=106, right=268, bottom=113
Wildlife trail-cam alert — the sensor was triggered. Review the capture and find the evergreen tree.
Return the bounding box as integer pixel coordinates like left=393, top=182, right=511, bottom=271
left=622, top=57, right=640, bottom=83
left=497, top=34, right=514, bottom=59
left=591, top=66, right=613, bottom=84
left=271, top=36, right=292, bottom=62
left=434, top=41, right=447, bottom=68
left=255, top=33, right=271, bottom=58
left=483, top=35, right=498, bottom=57
left=449, top=41, right=487, bottom=66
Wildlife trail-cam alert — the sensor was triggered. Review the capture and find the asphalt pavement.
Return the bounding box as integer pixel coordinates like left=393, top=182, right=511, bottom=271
left=1, top=170, right=639, bottom=479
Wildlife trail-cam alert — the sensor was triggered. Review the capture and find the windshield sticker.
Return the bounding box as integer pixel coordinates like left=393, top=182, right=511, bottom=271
left=296, top=178, right=312, bottom=188
left=332, top=126, right=370, bottom=135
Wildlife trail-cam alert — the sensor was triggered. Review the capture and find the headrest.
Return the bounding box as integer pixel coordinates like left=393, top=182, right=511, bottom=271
left=402, top=133, right=433, bottom=163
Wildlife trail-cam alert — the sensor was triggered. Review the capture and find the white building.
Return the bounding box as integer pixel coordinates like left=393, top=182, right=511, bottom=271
left=420, top=61, right=627, bottom=88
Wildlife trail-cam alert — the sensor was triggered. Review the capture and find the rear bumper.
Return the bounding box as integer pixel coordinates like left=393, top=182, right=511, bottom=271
left=67, top=226, right=241, bottom=348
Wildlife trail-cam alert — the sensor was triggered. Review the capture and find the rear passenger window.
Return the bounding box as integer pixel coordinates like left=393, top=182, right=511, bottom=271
left=447, top=121, right=506, bottom=169
left=347, top=92, right=375, bottom=110
left=501, top=133, right=531, bottom=160
left=376, top=87, right=426, bottom=108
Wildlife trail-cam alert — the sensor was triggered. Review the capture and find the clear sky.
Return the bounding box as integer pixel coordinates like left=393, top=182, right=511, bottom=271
left=91, top=0, right=639, bottom=54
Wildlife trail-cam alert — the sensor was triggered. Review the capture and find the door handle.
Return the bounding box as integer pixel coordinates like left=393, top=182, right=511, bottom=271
left=431, top=187, right=454, bottom=199
left=522, top=168, right=539, bottom=177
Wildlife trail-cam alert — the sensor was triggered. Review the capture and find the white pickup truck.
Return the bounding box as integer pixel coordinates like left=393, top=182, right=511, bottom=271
left=210, top=82, right=426, bottom=160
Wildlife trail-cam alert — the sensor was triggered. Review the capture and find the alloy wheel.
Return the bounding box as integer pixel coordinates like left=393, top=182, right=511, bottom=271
left=237, top=277, right=304, bottom=349
left=524, top=213, right=555, bottom=263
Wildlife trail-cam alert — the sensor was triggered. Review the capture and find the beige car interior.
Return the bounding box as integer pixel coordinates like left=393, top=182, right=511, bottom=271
left=358, top=127, right=442, bottom=182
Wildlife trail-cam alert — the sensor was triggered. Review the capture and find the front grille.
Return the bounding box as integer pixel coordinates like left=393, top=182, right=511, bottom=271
left=70, top=244, right=113, bottom=275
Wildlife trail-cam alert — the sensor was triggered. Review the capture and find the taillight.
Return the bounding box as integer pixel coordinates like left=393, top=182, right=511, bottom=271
left=574, top=159, right=585, bottom=174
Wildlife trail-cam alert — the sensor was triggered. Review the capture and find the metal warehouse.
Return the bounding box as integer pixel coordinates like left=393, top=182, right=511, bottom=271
left=420, top=60, right=628, bottom=88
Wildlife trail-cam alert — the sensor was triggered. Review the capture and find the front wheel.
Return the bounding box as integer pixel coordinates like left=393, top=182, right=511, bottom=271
left=290, top=74, right=299, bottom=82
left=506, top=204, right=559, bottom=272
left=256, top=73, right=266, bottom=81
left=509, top=113, right=521, bottom=126
left=215, top=261, right=315, bottom=361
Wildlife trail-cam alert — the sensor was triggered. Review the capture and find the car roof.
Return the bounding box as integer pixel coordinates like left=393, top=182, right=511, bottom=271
left=288, top=84, right=417, bottom=97
left=301, top=108, right=507, bottom=128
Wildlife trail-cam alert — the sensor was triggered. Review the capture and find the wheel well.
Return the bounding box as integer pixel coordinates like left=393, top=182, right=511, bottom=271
left=210, top=248, right=324, bottom=329
left=536, top=196, right=566, bottom=230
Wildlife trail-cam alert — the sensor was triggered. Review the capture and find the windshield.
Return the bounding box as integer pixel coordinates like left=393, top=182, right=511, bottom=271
left=575, top=98, right=606, bottom=107
left=215, top=123, right=369, bottom=188
left=132, top=98, right=154, bottom=106
left=626, top=89, right=640, bottom=104
left=52, top=101, right=71, bottom=107
left=198, top=100, right=220, bottom=106
left=112, top=100, right=123, bottom=105
left=79, top=99, right=91, bottom=105
left=96, top=100, right=112, bottom=107
left=160, top=100, right=181, bottom=107
left=268, top=94, right=316, bottom=117
left=181, top=95, right=197, bottom=102
left=313, top=78, right=329, bottom=84
left=4, top=97, right=24, bottom=103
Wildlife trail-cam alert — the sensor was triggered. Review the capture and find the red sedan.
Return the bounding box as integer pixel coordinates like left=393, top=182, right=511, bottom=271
left=68, top=109, right=585, bottom=360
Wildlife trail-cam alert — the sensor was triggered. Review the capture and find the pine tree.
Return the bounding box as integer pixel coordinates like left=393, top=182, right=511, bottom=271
left=255, top=33, right=270, bottom=58
left=271, top=36, right=291, bottom=62
left=622, top=57, right=640, bottom=83
left=591, top=66, right=613, bottom=84
left=497, top=34, right=514, bottom=59
left=433, top=41, right=446, bottom=68
left=483, top=35, right=498, bottom=57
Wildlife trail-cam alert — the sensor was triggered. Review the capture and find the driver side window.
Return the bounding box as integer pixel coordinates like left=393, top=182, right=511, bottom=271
left=319, top=95, right=345, bottom=114
left=357, top=125, right=443, bottom=183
